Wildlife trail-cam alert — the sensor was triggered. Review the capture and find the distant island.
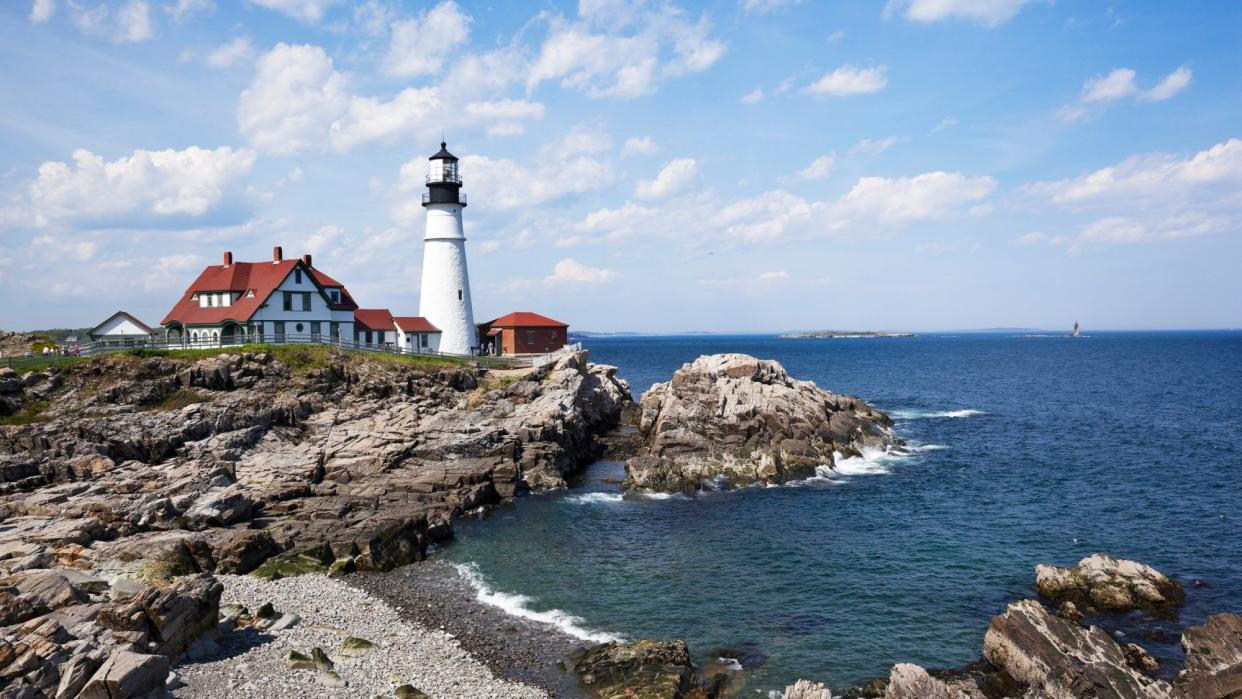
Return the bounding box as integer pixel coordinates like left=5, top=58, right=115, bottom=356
left=781, top=330, right=917, bottom=339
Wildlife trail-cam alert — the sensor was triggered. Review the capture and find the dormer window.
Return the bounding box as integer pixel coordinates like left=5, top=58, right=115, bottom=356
left=295, top=269, right=302, bottom=284
left=329, top=289, right=340, bottom=303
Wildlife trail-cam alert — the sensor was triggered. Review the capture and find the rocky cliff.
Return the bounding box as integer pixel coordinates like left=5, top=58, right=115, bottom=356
left=624, top=354, right=901, bottom=492
left=0, top=346, right=630, bottom=697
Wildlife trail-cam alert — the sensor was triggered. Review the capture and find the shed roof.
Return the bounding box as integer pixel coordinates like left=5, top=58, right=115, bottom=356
left=482, top=311, right=569, bottom=328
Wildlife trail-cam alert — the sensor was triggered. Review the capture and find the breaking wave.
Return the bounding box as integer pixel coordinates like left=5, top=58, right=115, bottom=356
left=453, top=562, right=623, bottom=643
left=563, top=492, right=625, bottom=505
left=889, top=408, right=986, bottom=420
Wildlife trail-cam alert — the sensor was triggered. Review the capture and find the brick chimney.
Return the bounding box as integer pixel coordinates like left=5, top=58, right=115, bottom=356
left=223, top=251, right=233, bottom=266
left=302, top=254, right=312, bottom=267
left=273, top=246, right=283, bottom=263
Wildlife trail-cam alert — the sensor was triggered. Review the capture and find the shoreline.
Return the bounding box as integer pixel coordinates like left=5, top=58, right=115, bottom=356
left=350, top=559, right=593, bottom=698
left=172, top=572, right=553, bottom=699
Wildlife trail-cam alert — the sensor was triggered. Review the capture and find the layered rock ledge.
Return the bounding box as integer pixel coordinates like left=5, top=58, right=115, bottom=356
left=624, top=354, right=902, bottom=492
left=0, top=346, right=629, bottom=697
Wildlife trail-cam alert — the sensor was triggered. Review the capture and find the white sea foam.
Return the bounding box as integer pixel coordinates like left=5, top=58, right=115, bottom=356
left=563, top=492, right=624, bottom=505
left=452, top=563, right=623, bottom=643
left=909, top=443, right=950, bottom=452
left=830, top=447, right=911, bottom=476
left=635, top=491, right=688, bottom=500
left=716, top=657, right=744, bottom=671
left=890, top=408, right=986, bottom=420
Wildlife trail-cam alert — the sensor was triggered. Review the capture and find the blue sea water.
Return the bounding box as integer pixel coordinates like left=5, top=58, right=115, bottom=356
left=439, top=332, right=1242, bottom=693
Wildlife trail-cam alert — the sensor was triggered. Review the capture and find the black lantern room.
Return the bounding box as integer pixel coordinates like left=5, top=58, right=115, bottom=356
left=423, top=141, right=466, bottom=207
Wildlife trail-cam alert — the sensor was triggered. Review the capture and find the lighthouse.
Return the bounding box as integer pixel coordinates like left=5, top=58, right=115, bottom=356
left=419, top=141, right=477, bottom=355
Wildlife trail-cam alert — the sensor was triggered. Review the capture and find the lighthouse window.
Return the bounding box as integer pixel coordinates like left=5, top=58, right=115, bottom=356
left=458, top=289, right=463, bottom=300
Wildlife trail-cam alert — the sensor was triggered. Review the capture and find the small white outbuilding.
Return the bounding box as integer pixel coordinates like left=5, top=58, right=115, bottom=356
left=89, top=311, right=157, bottom=348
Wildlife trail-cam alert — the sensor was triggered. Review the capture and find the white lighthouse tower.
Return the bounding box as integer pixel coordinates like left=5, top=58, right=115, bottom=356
left=419, top=141, right=477, bottom=355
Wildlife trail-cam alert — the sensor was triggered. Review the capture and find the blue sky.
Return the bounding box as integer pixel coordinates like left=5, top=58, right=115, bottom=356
left=1, top=0, right=1239, bottom=333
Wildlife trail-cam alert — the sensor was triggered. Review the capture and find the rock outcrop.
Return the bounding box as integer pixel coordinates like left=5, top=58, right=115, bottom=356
left=982, top=599, right=1171, bottom=698
left=567, top=639, right=723, bottom=698
left=1176, top=613, right=1242, bottom=698
left=0, top=346, right=630, bottom=697
left=781, top=678, right=832, bottom=698
left=1035, top=554, right=1186, bottom=615
left=624, top=354, right=901, bottom=492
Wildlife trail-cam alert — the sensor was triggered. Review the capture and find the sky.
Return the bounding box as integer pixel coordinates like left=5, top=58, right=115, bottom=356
left=1, top=0, right=1240, bottom=333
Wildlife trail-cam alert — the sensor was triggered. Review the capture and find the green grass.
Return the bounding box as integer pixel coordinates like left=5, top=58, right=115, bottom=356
left=0, top=400, right=49, bottom=426
left=123, top=343, right=480, bottom=373
left=143, top=389, right=204, bottom=412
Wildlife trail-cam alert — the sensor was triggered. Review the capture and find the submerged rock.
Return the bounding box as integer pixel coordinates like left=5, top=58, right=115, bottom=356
left=623, top=354, right=901, bottom=492
left=1035, top=554, right=1186, bottom=614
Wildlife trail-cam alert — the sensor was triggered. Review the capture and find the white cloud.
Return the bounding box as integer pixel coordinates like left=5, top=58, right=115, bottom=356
left=1140, top=66, right=1192, bottom=102
left=238, top=44, right=350, bottom=154
left=835, top=172, right=997, bottom=224
left=1028, top=139, right=1242, bottom=252
left=826, top=30, right=845, bottom=43
left=545, top=258, right=618, bottom=285
left=932, top=116, right=958, bottom=133
left=635, top=158, right=697, bottom=199
left=804, top=65, right=887, bottom=97
left=741, top=88, right=764, bottom=104
left=382, top=1, right=471, bottom=78
left=742, top=0, right=804, bottom=15
left=238, top=43, right=545, bottom=154
left=525, top=4, right=726, bottom=99
left=21, top=146, right=256, bottom=228
left=64, top=0, right=154, bottom=42
left=1060, top=66, right=1193, bottom=121
left=1082, top=68, right=1137, bottom=103
left=247, top=0, right=338, bottom=23
left=849, top=136, right=899, bottom=157
left=1014, top=232, right=1046, bottom=245
left=621, top=136, right=659, bottom=158
left=167, top=0, right=214, bottom=22
left=798, top=154, right=835, bottom=180
left=1030, top=138, right=1242, bottom=205
left=30, top=0, right=55, bottom=23
left=204, top=37, right=253, bottom=68
left=883, top=0, right=1037, bottom=26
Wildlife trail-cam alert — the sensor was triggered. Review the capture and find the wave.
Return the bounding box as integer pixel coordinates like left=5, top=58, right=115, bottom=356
left=452, top=563, right=623, bottom=643
left=829, top=447, right=911, bottom=476
left=889, top=408, right=986, bottom=420
left=563, top=492, right=625, bottom=505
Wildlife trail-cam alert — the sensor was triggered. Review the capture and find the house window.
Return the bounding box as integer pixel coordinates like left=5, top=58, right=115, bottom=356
left=283, top=291, right=293, bottom=311
left=295, top=323, right=304, bottom=334
left=295, top=269, right=302, bottom=284
left=330, top=322, right=339, bottom=339
left=329, top=289, right=339, bottom=303
left=301, top=293, right=311, bottom=311
left=526, top=330, right=536, bottom=345
left=274, top=321, right=285, bottom=342
left=206, top=295, right=214, bottom=307
left=420, top=334, right=428, bottom=348
left=365, top=330, right=373, bottom=344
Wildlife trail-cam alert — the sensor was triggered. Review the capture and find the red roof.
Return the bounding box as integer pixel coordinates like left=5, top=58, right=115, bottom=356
left=353, top=308, right=393, bottom=330
left=483, top=311, right=569, bottom=328
left=393, top=316, right=440, bottom=333
left=161, top=258, right=357, bottom=326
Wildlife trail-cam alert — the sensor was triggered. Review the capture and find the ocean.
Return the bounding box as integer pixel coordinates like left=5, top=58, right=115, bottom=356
left=438, top=332, right=1242, bottom=693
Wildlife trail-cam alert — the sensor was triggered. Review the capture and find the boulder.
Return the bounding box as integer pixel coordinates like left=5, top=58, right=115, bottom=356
left=567, top=639, right=715, bottom=698
left=782, top=678, right=832, bottom=698
left=1035, top=554, right=1185, bottom=614
left=78, top=650, right=169, bottom=699
left=883, top=664, right=953, bottom=699
left=624, top=354, right=901, bottom=492
left=982, top=599, right=1171, bottom=698
left=97, top=573, right=221, bottom=655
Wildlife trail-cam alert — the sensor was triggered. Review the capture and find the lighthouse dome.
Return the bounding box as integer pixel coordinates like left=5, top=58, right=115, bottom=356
left=430, top=141, right=458, bottom=161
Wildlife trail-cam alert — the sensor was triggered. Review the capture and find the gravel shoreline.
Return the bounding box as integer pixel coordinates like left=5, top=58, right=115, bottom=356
left=173, top=573, right=552, bottom=699
left=351, top=559, right=593, bottom=698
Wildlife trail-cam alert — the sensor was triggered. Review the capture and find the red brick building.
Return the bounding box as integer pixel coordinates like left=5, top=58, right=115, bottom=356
left=477, top=312, right=569, bottom=355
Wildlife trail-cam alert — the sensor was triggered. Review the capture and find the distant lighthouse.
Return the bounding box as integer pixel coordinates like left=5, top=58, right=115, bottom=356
left=419, top=141, right=477, bottom=355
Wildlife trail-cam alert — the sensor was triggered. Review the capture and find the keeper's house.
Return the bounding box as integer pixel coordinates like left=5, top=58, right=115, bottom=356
left=161, top=247, right=442, bottom=354
left=476, top=312, right=569, bottom=355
